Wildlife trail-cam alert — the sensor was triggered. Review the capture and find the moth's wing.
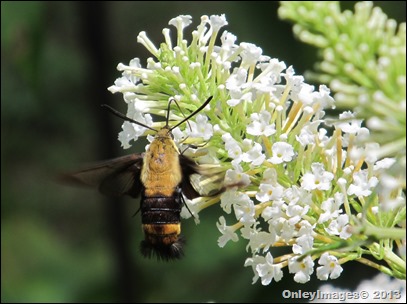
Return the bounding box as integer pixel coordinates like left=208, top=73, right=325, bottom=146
left=99, top=156, right=144, bottom=198
left=179, top=154, right=201, bottom=200
left=60, top=154, right=144, bottom=198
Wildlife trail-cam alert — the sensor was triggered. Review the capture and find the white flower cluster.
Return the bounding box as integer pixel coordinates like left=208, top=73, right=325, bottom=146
left=108, top=14, right=406, bottom=284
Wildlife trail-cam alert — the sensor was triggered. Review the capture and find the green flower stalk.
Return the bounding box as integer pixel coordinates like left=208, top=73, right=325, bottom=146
left=278, top=1, right=406, bottom=170
left=108, top=14, right=406, bottom=284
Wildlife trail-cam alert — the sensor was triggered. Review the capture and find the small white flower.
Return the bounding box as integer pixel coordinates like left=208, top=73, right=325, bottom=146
left=256, top=183, right=284, bottom=203
left=107, top=75, right=137, bottom=94
left=168, top=15, right=193, bottom=31
left=317, top=253, right=343, bottom=280
left=325, top=214, right=352, bottom=239
left=373, top=158, right=396, bottom=171
left=136, top=32, right=159, bottom=57
left=242, top=227, right=277, bottom=253
left=314, top=85, right=335, bottom=109
left=262, top=167, right=278, bottom=183
left=240, top=42, right=263, bottom=67
left=288, top=256, right=314, bottom=283
left=234, top=203, right=255, bottom=225
left=118, top=122, right=138, bottom=149
left=292, top=233, right=314, bottom=255
left=186, top=114, right=213, bottom=140
left=254, top=252, right=284, bottom=285
left=226, top=68, right=247, bottom=93
left=377, top=174, right=405, bottom=211
left=347, top=170, right=379, bottom=197
left=222, top=132, right=237, bottom=147
left=223, top=165, right=251, bottom=188
left=246, top=111, right=276, bottom=137
left=268, top=142, right=295, bottom=164
left=222, top=134, right=249, bottom=165
left=221, top=190, right=252, bottom=215
left=278, top=219, right=296, bottom=242
left=231, top=193, right=255, bottom=225
left=117, top=111, right=153, bottom=149
left=261, top=200, right=285, bottom=221
left=242, top=142, right=266, bottom=166
left=336, top=111, right=363, bottom=134
left=301, top=163, right=334, bottom=191
left=171, top=127, right=185, bottom=142
left=298, top=83, right=317, bottom=105
left=318, top=192, right=344, bottom=223
left=284, top=185, right=313, bottom=206
left=209, top=14, right=228, bottom=32
left=220, top=189, right=239, bottom=214
left=364, top=142, right=380, bottom=165
left=286, top=203, right=309, bottom=225
left=257, top=58, right=286, bottom=84
left=217, top=216, right=238, bottom=247
left=297, top=220, right=315, bottom=236
left=180, top=198, right=201, bottom=223
left=220, top=31, right=237, bottom=51
left=244, top=255, right=265, bottom=284
left=283, top=66, right=304, bottom=100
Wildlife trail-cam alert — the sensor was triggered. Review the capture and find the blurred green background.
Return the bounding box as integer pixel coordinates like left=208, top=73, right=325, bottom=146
left=1, top=1, right=405, bottom=303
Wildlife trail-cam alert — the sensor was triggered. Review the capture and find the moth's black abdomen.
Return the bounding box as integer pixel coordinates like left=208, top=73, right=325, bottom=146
left=140, top=189, right=185, bottom=260
left=141, top=195, right=182, bottom=224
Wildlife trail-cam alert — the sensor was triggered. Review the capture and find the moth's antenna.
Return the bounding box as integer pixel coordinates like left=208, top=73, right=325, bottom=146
left=166, top=98, right=192, bottom=131
left=101, top=104, right=157, bottom=132
left=170, top=96, right=213, bottom=131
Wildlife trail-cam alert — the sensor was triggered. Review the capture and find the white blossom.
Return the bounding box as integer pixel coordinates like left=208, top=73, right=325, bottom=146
left=347, top=170, right=379, bottom=197
left=288, top=256, right=315, bottom=283
left=268, top=142, right=295, bottom=164
left=301, top=163, right=334, bottom=191
left=254, top=253, right=283, bottom=285
left=325, top=214, right=352, bottom=239
left=317, top=253, right=343, bottom=280
left=217, top=216, right=238, bottom=247
left=186, top=114, right=213, bottom=140
left=246, top=111, right=276, bottom=136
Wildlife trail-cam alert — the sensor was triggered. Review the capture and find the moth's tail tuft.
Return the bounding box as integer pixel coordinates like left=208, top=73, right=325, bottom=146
left=140, top=236, right=185, bottom=261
